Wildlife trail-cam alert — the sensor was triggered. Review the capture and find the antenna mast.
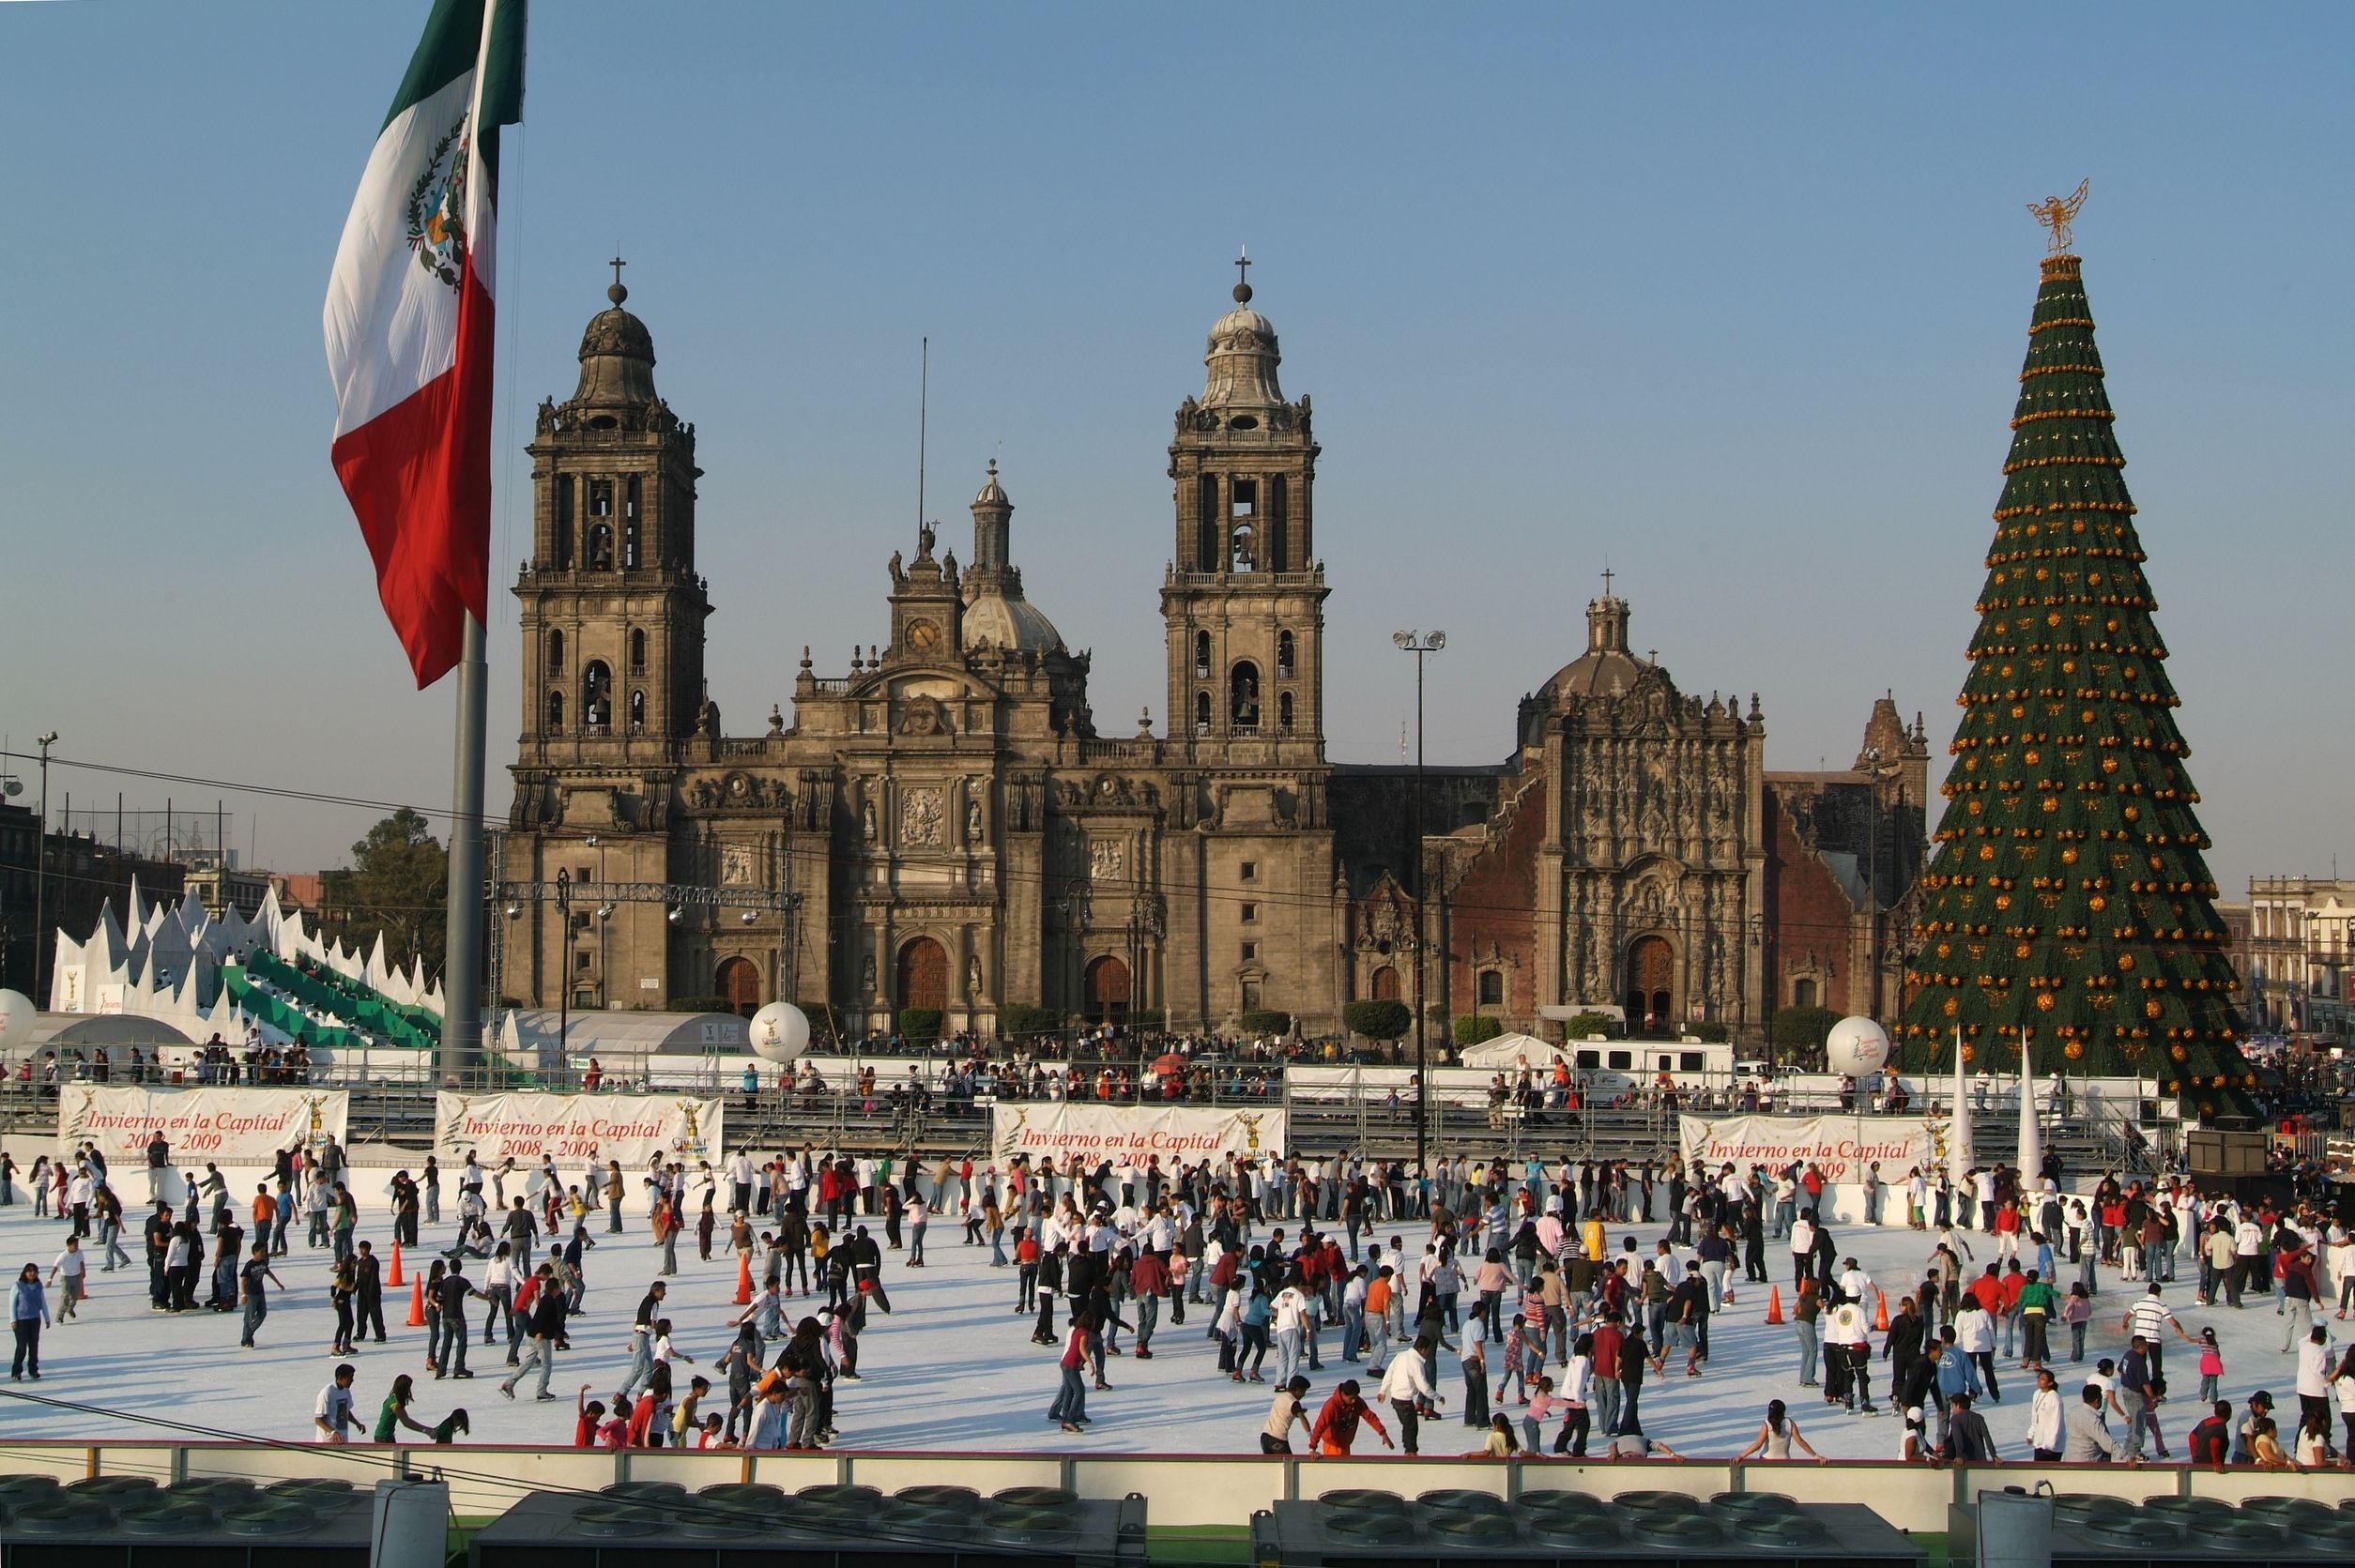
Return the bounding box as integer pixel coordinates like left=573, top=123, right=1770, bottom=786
left=917, top=337, right=928, bottom=538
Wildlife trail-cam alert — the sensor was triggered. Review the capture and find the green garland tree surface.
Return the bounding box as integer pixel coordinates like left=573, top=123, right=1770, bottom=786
left=1898, top=249, right=2252, bottom=1116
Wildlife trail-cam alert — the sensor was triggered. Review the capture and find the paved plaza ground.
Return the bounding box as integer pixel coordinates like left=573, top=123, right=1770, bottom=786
left=0, top=1180, right=2329, bottom=1461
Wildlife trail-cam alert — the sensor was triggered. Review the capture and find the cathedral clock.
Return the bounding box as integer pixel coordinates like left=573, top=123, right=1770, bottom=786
left=905, top=618, right=940, bottom=654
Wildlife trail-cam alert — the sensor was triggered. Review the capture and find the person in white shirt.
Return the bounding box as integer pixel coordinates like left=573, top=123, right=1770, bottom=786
left=46, top=1239, right=87, bottom=1322
left=2026, top=1368, right=2064, bottom=1459
left=1789, top=1215, right=1817, bottom=1287
left=2293, top=1326, right=2337, bottom=1443
left=313, top=1363, right=358, bottom=1443
left=1378, top=1334, right=1440, bottom=1454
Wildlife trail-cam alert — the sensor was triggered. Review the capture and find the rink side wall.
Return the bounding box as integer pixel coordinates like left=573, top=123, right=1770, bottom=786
left=0, top=1443, right=2345, bottom=1531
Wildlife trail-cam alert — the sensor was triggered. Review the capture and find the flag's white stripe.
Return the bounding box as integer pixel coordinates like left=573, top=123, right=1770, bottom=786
left=324, top=71, right=475, bottom=436
left=460, top=0, right=506, bottom=303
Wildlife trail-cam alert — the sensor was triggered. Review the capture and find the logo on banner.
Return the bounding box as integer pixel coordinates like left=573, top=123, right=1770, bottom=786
left=673, top=1099, right=711, bottom=1161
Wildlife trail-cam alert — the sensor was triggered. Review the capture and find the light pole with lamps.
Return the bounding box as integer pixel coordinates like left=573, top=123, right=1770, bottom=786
left=31, top=734, right=58, bottom=1003
left=1392, top=631, right=1445, bottom=1181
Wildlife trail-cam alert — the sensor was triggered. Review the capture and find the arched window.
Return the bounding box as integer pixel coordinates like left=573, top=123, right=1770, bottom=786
left=546, top=628, right=564, bottom=673
left=1194, top=691, right=1212, bottom=736
left=1792, top=977, right=1818, bottom=1010
left=1230, top=522, right=1255, bottom=572
left=1277, top=631, right=1294, bottom=677
left=628, top=690, right=646, bottom=734
left=1477, top=969, right=1504, bottom=1006
left=629, top=628, right=646, bottom=672
left=1194, top=631, right=1211, bottom=678
left=582, top=661, right=612, bottom=731
left=586, top=524, right=615, bottom=571
left=1277, top=691, right=1294, bottom=731
left=1229, top=661, right=1260, bottom=729
left=545, top=690, right=565, bottom=733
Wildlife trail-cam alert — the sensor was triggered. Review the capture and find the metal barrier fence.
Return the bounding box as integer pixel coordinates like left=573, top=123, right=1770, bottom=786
left=0, top=1069, right=2155, bottom=1172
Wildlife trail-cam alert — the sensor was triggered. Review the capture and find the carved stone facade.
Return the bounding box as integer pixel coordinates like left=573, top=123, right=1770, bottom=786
left=504, top=272, right=1922, bottom=1043
left=504, top=273, right=1338, bottom=1035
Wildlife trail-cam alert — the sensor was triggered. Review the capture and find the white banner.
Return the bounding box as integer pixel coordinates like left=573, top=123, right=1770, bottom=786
left=990, top=1103, right=1285, bottom=1168
left=434, top=1092, right=725, bottom=1168
left=1677, top=1113, right=1944, bottom=1186
left=57, top=1086, right=346, bottom=1165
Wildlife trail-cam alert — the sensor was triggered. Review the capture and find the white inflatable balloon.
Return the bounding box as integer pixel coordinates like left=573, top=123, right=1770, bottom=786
left=0, top=989, right=34, bottom=1056
left=748, top=1001, right=811, bottom=1066
left=1825, top=1014, right=1891, bottom=1077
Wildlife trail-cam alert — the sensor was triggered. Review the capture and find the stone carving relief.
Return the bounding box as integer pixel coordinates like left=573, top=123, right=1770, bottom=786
left=902, top=786, right=945, bottom=848
left=720, top=845, right=754, bottom=886
left=1088, top=837, right=1125, bottom=882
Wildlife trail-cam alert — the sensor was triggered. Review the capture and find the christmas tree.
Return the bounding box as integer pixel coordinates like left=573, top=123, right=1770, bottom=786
left=1898, top=197, right=2253, bottom=1117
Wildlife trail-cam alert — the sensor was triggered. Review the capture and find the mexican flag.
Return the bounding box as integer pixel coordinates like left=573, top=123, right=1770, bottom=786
left=324, top=0, right=526, bottom=688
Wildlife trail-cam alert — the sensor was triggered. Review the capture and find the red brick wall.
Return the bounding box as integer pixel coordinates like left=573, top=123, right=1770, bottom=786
left=1763, top=784, right=1859, bottom=1015
left=1441, top=778, right=1546, bottom=1017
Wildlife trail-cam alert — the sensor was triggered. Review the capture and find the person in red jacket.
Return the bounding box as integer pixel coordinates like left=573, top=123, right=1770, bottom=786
left=1309, top=1378, right=1395, bottom=1455
left=1131, top=1249, right=1170, bottom=1358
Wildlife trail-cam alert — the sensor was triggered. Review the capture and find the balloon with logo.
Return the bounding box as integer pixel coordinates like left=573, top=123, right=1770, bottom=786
left=1825, top=1015, right=1891, bottom=1077
left=0, top=989, right=34, bottom=1058
left=748, top=1002, right=812, bottom=1066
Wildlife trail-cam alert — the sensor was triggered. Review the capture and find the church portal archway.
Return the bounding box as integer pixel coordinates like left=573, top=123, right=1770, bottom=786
left=1084, top=954, right=1131, bottom=1026
left=1626, top=935, right=1674, bottom=1036
left=1369, top=965, right=1400, bottom=1001
left=897, top=937, right=949, bottom=1012
left=716, top=956, right=761, bottom=1016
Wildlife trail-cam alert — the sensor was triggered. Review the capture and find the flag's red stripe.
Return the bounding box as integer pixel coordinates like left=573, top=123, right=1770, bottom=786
left=330, top=261, right=496, bottom=689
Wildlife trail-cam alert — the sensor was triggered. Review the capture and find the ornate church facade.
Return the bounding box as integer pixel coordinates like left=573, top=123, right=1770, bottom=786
left=503, top=270, right=1923, bottom=1043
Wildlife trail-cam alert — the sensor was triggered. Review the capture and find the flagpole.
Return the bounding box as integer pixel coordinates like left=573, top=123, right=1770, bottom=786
left=444, top=614, right=488, bottom=1082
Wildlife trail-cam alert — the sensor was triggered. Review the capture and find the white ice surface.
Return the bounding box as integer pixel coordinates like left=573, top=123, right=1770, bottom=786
left=0, top=1195, right=2330, bottom=1461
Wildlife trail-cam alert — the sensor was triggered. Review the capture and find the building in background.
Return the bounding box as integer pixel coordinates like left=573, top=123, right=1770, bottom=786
left=0, top=799, right=187, bottom=998
left=2246, top=875, right=2355, bottom=1041
left=498, top=269, right=1928, bottom=1043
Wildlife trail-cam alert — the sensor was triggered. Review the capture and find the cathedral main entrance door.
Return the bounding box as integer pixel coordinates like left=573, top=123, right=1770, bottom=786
left=1084, top=955, right=1130, bottom=1026
left=897, top=937, right=949, bottom=1012
left=1626, top=936, right=1674, bottom=1036
left=715, top=956, right=761, bottom=1016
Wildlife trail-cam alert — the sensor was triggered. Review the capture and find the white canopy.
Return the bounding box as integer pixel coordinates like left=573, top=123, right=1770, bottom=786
left=1456, top=1031, right=1563, bottom=1070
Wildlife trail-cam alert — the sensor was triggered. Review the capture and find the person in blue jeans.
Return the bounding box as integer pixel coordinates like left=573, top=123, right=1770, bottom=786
left=11, top=1264, right=50, bottom=1380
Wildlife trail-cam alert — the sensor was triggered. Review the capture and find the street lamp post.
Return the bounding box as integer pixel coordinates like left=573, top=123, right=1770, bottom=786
left=1392, top=631, right=1445, bottom=1181
left=553, top=869, right=573, bottom=1066
left=31, top=733, right=57, bottom=1003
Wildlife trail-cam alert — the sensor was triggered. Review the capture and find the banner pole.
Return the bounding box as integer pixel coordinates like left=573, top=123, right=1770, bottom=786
left=443, top=614, right=489, bottom=1083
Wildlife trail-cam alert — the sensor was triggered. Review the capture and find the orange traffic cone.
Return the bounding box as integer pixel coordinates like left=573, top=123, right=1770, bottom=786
left=388, top=1241, right=405, bottom=1287
left=406, top=1275, right=426, bottom=1328
left=734, top=1251, right=753, bottom=1306
left=1873, top=1288, right=1890, bottom=1332
left=1764, top=1286, right=1784, bottom=1325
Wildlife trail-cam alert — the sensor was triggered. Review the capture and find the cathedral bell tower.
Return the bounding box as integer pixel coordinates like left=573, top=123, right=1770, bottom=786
left=516, top=266, right=711, bottom=761
left=1164, top=258, right=1327, bottom=765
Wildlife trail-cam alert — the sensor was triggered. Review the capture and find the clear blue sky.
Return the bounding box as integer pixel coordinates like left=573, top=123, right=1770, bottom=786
left=3, top=2, right=2347, bottom=891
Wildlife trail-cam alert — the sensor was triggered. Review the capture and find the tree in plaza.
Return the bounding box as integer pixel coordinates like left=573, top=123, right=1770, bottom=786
left=1342, top=998, right=1412, bottom=1043
left=1897, top=221, right=2253, bottom=1115
left=321, top=808, right=449, bottom=980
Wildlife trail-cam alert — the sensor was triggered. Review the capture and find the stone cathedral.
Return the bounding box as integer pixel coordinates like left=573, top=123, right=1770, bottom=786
left=504, top=269, right=1925, bottom=1043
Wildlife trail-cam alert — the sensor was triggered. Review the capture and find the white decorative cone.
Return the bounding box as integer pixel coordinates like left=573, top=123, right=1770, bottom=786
left=2016, top=1029, right=2042, bottom=1182
left=1948, top=1027, right=1975, bottom=1188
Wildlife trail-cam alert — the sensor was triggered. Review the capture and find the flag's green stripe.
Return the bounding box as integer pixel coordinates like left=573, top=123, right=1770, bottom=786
left=476, top=0, right=527, bottom=190
left=379, top=0, right=489, bottom=133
